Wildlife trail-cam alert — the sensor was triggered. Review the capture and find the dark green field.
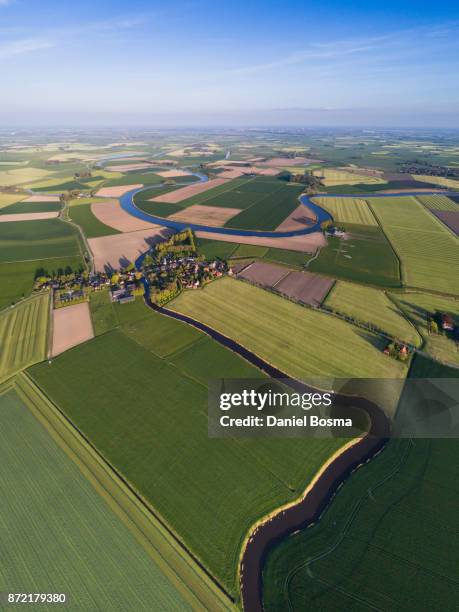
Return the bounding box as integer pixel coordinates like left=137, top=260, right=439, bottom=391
left=29, top=302, right=344, bottom=597
left=263, top=436, right=458, bottom=612
left=307, top=224, right=401, bottom=287
left=0, top=200, right=62, bottom=214
left=0, top=257, right=84, bottom=309
left=196, top=238, right=238, bottom=259
left=0, top=219, right=83, bottom=263
left=69, top=203, right=119, bottom=238
left=225, top=183, right=303, bottom=231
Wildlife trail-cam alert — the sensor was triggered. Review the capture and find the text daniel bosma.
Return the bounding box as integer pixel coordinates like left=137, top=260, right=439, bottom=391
left=218, top=391, right=353, bottom=429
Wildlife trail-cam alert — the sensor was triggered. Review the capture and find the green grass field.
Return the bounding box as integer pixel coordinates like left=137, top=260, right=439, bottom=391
left=263, top=437, right=458, bottom=612
left=325, top=281, right=421, bottom=346
left=313, top=196, right=377, bottom=225
left=368, top=196, right=459, bottom=295
left=0, top=218, right=83, bottom=263
left=170, top=178, right=249, bottom=208
left=69, top=202, right=119, bottom=238
left=416, top=195, right=459, bottom=212
left=231, top=244, right=269, bottom=258
left=28, top=323, right=345, bottom=597
left=170, top=277, right=406, bottom=379
left=390, top=292, right=459, bottom=366
left=196, top=238, right=239, bottom=260
left=0, top=293, right=49, bottom=381
left=0, top=384, right=192, bottom=611
left=224, top=183, right=304, bottom=231
left=0, top=257, right=83, bottom=310
left=307, top=224, right=401, bottom=288
left=0, top=200, right=62, bottom=214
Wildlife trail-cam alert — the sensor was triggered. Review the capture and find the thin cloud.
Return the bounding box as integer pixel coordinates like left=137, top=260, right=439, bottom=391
left=0, top=38, right=55, bottom=59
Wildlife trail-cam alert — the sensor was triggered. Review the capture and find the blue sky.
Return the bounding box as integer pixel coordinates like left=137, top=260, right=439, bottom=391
left=1, top=0, right=459, bottom=126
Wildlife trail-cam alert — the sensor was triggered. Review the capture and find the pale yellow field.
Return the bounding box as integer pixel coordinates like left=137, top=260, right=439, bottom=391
left=0, top=168, right=53, bottom=187
left=413, top=175, right=459, bottom=189
left=0, top=193, right=27, bottom=209
left=313, top=168, right=386, bottom=186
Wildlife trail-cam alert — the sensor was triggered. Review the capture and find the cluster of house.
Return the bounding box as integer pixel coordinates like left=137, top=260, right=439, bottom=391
left=144, top=252, right=227, bottom=294
left=383, top=342, right=410, bottom=361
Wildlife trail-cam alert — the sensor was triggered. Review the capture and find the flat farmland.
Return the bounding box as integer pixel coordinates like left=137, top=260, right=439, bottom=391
left=263, top=438, right=458, bottom=612
left=0, top=218, right=83, bottom=263
left=0, top=257, right=84, bottom=310
left=368, top=196, right=459, bottom=295
left=307, top=224, right=401, bottom=288
left=313, top=196, right=377, bottom=225
left=326, top=281, right=421, bottom=346
left=225, top=183, right=304, bottom=231
left=69, top=202, right=120, bottom=237
left=0, top=293, right=49, bottom=381
left=0, top=386, right=191, bottom=611
left=312, top=167, right=386, bottom=186
left=237, top=261, right=290, bottom=287
left=169, top=277, right=406, bottom=379
left=275, top=270, right=334, bottom=306
left=0, top=200, right=61, bottom=215
left=28, top=328, right=345, bottom=596
left=0, top=192, right=27, bottom=209
left=390, top=292, right=459, bottom=366
left=417, top=195, right=459, bottom=211
left=430, top=210, right=459, bottom=236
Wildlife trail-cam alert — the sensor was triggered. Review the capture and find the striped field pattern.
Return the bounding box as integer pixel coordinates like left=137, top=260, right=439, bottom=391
left=416, top=195, right=459, bottom=211
left=314, top=196, right=377, bottom=225
left=0, top=293, right=49, bottom=381
left=368, top=196, right=459, bottom=295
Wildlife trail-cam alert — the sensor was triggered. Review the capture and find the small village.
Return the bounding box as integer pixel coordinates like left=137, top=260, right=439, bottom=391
left=32, top=228, right=228, bottom=308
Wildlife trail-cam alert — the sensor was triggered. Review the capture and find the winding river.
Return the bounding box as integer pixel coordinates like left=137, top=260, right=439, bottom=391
left=142, top=298, right=391, bottom=612
left=116, top=160, right=456, bottom=610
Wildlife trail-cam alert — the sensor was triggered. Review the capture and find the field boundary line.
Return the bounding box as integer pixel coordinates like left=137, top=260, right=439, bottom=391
left=365, top=198, right=404, bottom=287
left=16, top=372, right=235, bottom=612
left=414, top=196, right=459, bottom=242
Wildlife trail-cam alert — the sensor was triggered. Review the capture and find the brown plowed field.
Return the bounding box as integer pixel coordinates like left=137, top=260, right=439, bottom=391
left=150, top=178, right=230, bottom=203
left=237, top=261, right=290, bottom=287
left=275, top=270, right=334, bottom=306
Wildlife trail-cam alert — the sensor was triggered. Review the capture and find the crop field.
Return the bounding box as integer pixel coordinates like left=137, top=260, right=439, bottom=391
left=307, top=224, right=401, bottom=287
left=325, top=281, right=420, bottom=345
left=0, top=218, right=83, bottom=263
left=368, top=196, right=459, bottom=295
left=225, top=183, right=304, bottom=231
left=231, top=243, right=269, bottom=258
left=262, top=247, right=310, bottom=268
left=313, top=196, right=377, bottom=225
left=0, top=257, right=84, bottom=310
left=1, top=200, right=62, bottom=214
left=263, top=437, right=458, bottom=612
left=0, top=192, right=27, bottom=209
left=0, top=166, right=53, bottom=186
left=0, top=293, right=49, bottom=381
left=413, top=174, right=459, bottom=189
left=170, top=277, right=406, bottom=379
left=196, top=238, right=238, bottom=260
left=28, top=325, right=345, bottom=597
left=416, top=195, right=459, bottom=211
left=0, top=385, right=192, bottom=611
left=69, top=202, right=119, bottom=237
left=390, top=292, right=459, bottom=366
left=312, top=167, right=386, bottom=186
